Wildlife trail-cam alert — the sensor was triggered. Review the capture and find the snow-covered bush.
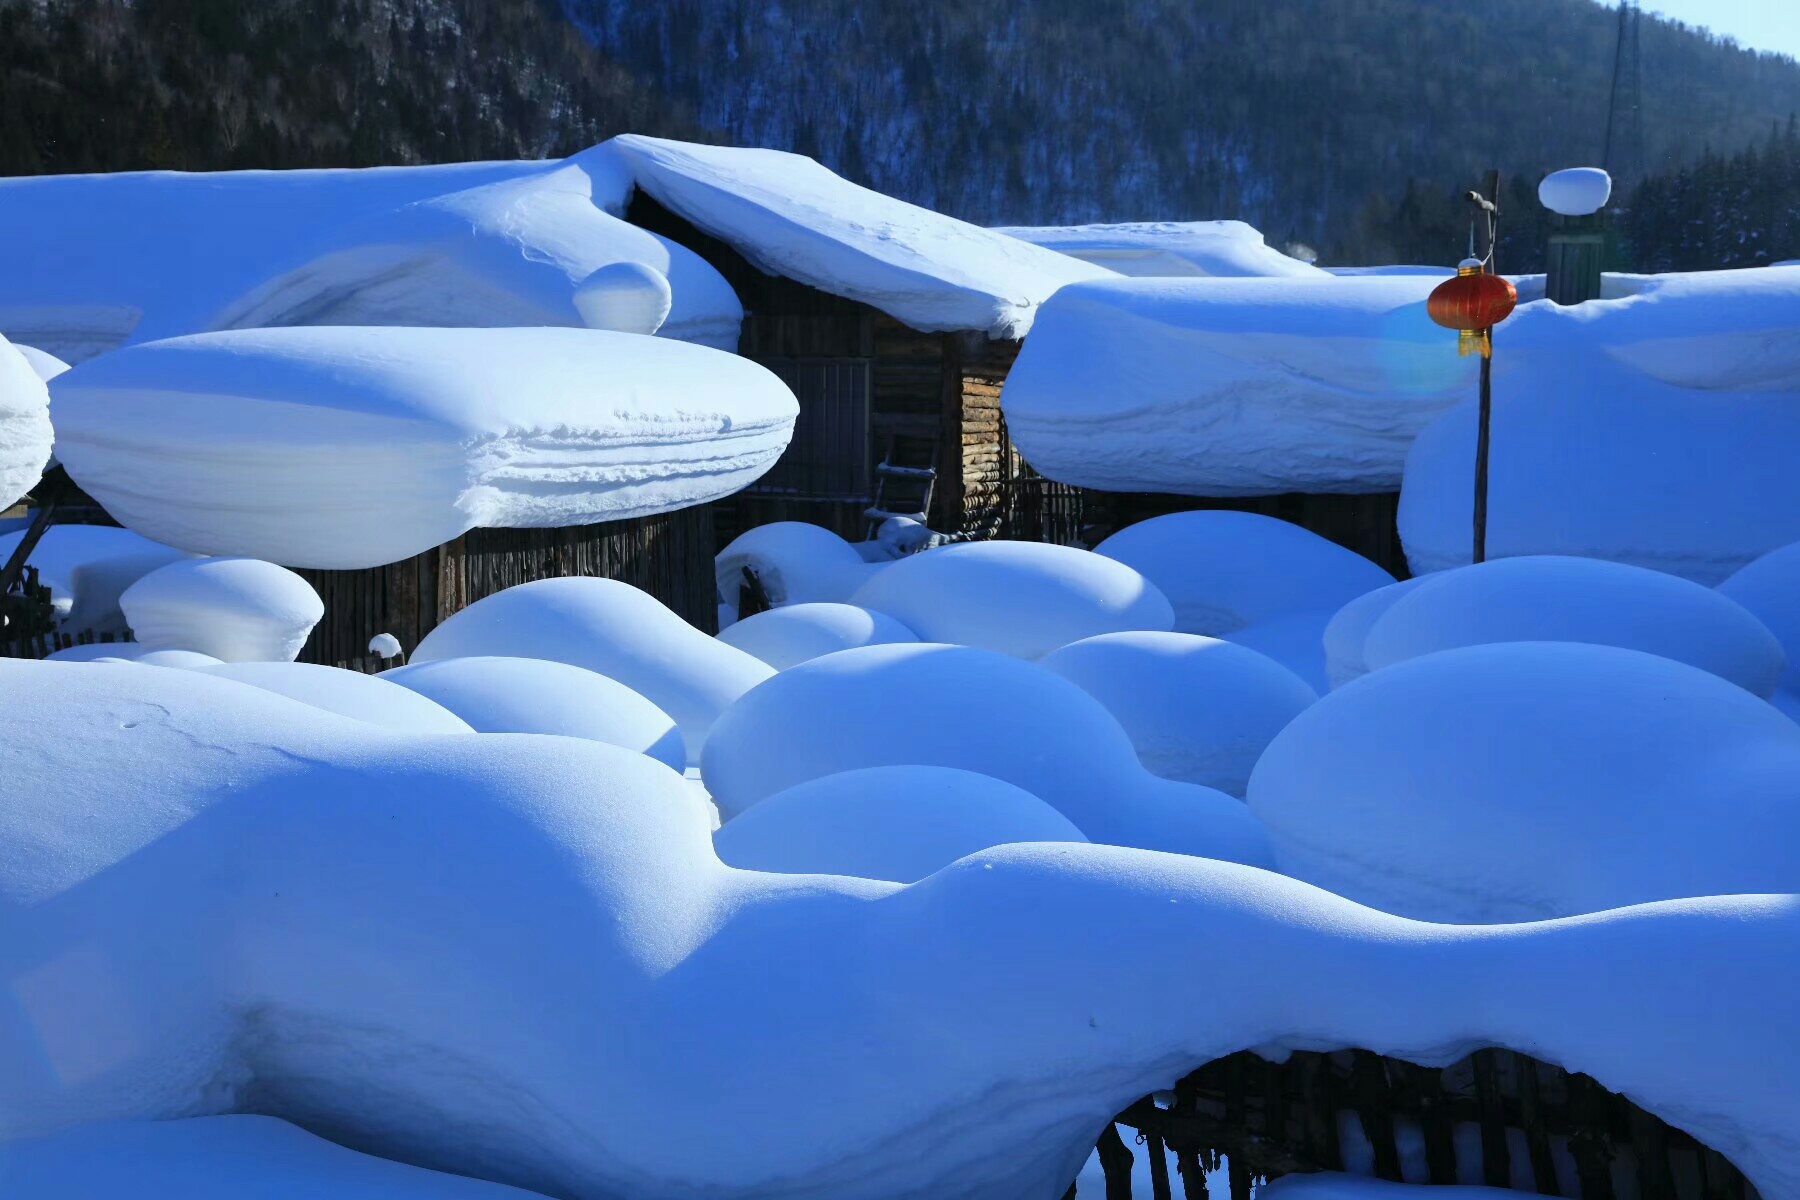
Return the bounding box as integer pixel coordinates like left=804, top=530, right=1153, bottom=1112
left=1249, top=641, right=1800, bottom=922
left=716, top=602, right=919, bottom=670
left=713, top=765, right=1085, bottom=882
left=382, top=656, right=684, bottom=770
left=1042, top=632, right=1317, bottom=797
left=120, top=557, right=323, bottom=662
left=848, top=541, right=1174, bottom=660
left=701, top=642, right=1271, bottom=864
left=410, top=577, right=771, bottom=765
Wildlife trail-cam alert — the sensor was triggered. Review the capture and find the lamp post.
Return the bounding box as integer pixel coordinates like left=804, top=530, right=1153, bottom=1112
left=1427, top=172, right=1518, bottom=564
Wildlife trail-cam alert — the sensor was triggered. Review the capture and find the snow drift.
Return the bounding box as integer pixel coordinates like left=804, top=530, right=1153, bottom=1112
left=847, top=541, right=1175, bottom=660
left=1249, top=641, right=1800, bottom=923
left=381, top=656, right=684, bottom=771
left=1042, top=632, right=1318, bottom=797
left=716, top=602, right=919, bottom=670
left=410, top=577, right=772, bottom=765
left=196, top=662, right=473, bottom=734
left=992, top=221, right=1326, bottom=279
left=1002, top=275, right=1476, bottom=495
left=701, top=642, right=1272, bottom=864
left=50, top=327, right=798, bottom=569
left=1, top=658, right=1796, bottom=1200
left=1096, top=511, right=1395, bottom=636
left=713, top=765, right=1087, bottom=883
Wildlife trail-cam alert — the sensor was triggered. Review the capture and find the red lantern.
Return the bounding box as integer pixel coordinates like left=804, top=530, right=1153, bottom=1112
left=1428, top=259, right=1518, bottom=356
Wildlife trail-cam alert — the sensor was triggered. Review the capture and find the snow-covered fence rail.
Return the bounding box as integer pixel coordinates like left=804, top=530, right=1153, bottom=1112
left=1089, top=1047, right=1756, bottom=1200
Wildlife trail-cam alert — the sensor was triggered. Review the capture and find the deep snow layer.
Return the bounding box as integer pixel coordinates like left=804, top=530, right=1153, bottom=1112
left=0, top=334, right=53, bottom=511
left=50, top=327, right=798, bottom=569
left=608, top=136, right=1113, bottom=340
left=992, top=221, right=1326, bottom=279
left=1, top=659, right=1796, bottom=1200
left=1400, top=268, right=1800, bottom=583
left=1249, top=642, right=1800, bottom=923
left=1002, top=275, right=1475, bottom=495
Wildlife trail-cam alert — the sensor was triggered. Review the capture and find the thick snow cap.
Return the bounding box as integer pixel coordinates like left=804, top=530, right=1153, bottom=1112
left=1003, top=276, right=1475, bottom=494
left=1400, top=268, right=1800, bottom=583
left=381, top=656, right=685, bottom=771
left=1042, top=632, right=1318, bottom=797
left=1249, top=641, right=1800, bottom=923
left=1096, top=511, right=1396, bottom=636
left=2, top=658, right=1796, bottom=1199
left=1538, top=168, right=1613, bottom=217
left=410, top=577, right=773, bottom=766
left=713, top=765, right=1087, bottom=883
left=1360, top=555, right=1786, bottom=697
left=206, top=163, right=739, bottom=349
left=196, top=662, right=474, bottom=734
left=716, top=602, right=919, bottom=670
left=120, top=557, right=323, bottom=662
left=50, top=327, right=798, bottom=569
left=993, top=221, right=1326, bottom=279
left=0, top=333, right=53, bottom=510
left=847, top=540, right=1175, bottom=660
left=701, top=641, right=1272, bottom=864
left=714, top=520, right=881, bottom=625
left=606, top=135, right=1112, bottom=339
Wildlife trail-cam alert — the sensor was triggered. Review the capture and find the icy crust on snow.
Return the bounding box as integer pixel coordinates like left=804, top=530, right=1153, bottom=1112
left=1361, top=556, right=1786, bottom=697
left=0, top=157, right=606, bottom=361
left=1042, top=632, right=1318, bottom=798
left=196, top=663, right=474, bottom=734
left=120, top=558, right=323, bottom=662
left=1096, top=511, right=1396, bottom=636
left=50, top=327, right=798, bottom=569
left=701, top=642, right=1272, bottom=865
left=992, top=221, right=1326, bottom=279
left=847, top=541, right=1175, bottom=660
left=0, top=334, right=53, bottom=510
left=0, top=1116, right=556, bottom=1199
left=410, top=577, right=773, bottom=766
left=1249, top=642, right=1800, bottom=924
left=714, top=521, right=884, bottom=625
left=716, top=602, right=920, bottom=670
left=1, top=660, right=1797, bottom=1200
left=1401, top=268, right=1800, bottom=583
left=713, top=765, right=1087, bottom=883
left=206, top=162, right=743, bottom=350
left=1002, top=275, right=1476, bottom=495
left=380, top=656, right=684, bottom=771
left=606, top=135, right=1114, bottom=340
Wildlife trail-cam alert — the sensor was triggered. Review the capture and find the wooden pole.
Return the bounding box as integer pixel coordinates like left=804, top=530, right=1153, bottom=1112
left=1471, top=168, right=1501, bottom=564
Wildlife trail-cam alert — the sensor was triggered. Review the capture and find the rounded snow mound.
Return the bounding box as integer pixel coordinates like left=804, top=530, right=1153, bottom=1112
left=702, top=642, right=1271, bottom=865
left=848, top=541, right=1174, bottom=660
left=714, top=521, right=878, bottom=625
left=1719, top=541, right=1800, bottom=710
left=1538, top=167, right=1612, bottom=216
left=50, top=327, right=798, bottom=569
left=381, top=656, right=683, bottom=770
left=196, top=662, right=473, bottom=734
left=1097, top=511, right=1395, bottom=635
left=1362, top=556, right=1786, bottom=697
left=1321, top=578, right=1426, bottom=689
left=121, top=557, right=323, bottom=662
left=411, top=577, right=772, bottom=766
left=45, top=643, right=219, bottom=665
left=1248, top=641, right=1800, bottom=922
left=0, top=1116, right=550, bottom=1199
left=1042, top=632, right=1317, bottom=797
left=574, top=261, right=673, bottom=335
left=716, top=602, right=918, bottom=670
left=0, top=333, right=53, bottom=510
left=714, top=765, right=1086, bottom=883
left=13, top=342, right=70, bottom=382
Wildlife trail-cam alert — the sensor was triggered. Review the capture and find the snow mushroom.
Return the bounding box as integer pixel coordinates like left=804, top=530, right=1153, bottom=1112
left=120, top=557, right=324, bottom=662
left=701, top=641, right=1271, bottom=865
left=847, top=540, right=1175, bottom=660
left=713, top=520, right=880, bottom=625
left=713, top=765, right=1086, bottom=883
left=1248, top=641, right=1800, bottom=922
left=1042, top=632, right=1318, bottom=797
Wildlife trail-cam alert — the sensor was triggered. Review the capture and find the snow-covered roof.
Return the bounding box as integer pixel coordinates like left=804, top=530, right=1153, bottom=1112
left=49, top=327, right=798, bottom=569
left=993, top=221, right=1326, bottom=279
left=1002, top=275, right=1475, bottom=496
left=605, top=135, right=1114, bottom=339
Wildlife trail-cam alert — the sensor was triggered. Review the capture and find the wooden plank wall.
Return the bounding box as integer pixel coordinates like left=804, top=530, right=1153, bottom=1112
left=295, top=505, right=718, bottom=668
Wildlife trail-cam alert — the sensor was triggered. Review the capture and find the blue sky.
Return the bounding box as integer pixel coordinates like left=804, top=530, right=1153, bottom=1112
left=1636, top=1, right=1800, bottom=60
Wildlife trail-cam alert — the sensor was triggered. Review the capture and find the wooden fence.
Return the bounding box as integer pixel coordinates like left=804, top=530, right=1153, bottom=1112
left=1081, top=1047, right=1755, bottom=1200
